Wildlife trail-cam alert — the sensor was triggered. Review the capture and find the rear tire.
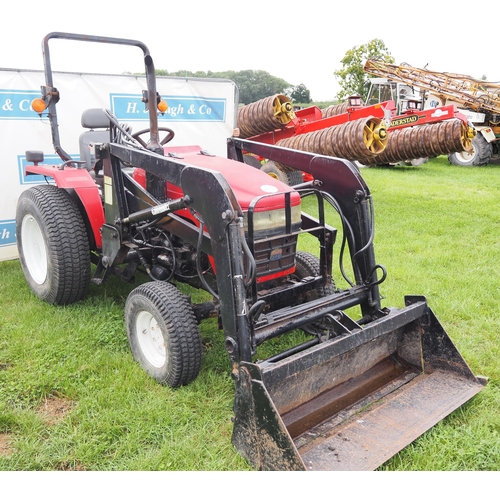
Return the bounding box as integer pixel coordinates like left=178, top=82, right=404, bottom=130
left=448, top=134, right=492, bottom=166
left=261, top=161, right=303, bottom=186
left=125, top=281, right=202, bottom=387
left=16, top=185, right=90, bottom=305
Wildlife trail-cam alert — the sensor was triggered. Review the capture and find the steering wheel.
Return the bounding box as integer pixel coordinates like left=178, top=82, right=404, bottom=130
left=132, top=127, right=175, bottom=148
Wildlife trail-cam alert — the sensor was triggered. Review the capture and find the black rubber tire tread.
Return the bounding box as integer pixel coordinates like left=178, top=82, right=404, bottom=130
left=16, top=185, right=90, bottom=305
left=448, top=133, right=492, bottom=166
left=294, top=251, right=336, bottom=296
left=261, top=161, right=303, bottom=186
left=125, top=281, right=202, bottom=387
left=293, top=252, right=337, bottom=336
left=243, top=154, right=263, bottom=169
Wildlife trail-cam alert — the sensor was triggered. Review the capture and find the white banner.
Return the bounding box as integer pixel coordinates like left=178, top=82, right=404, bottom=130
left=0, top=69, right=238, bottom=261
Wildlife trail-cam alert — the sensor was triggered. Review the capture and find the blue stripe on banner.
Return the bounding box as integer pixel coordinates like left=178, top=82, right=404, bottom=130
left=0, top=220, right=16, bottom=246
left=17, top=155, right=63, bottom=185
left=0, top=90, right=41, bottom=120
left=110, top=94, right=226, bottom=122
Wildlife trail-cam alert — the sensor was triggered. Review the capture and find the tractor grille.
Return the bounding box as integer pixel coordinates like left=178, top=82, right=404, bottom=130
left=245, top=190, right=301, bottom=282
left=254, top=234, right=297, bottom=278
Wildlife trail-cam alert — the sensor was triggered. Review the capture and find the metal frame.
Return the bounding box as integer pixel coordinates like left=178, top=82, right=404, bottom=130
left=21, top=32, right=486, bottom=472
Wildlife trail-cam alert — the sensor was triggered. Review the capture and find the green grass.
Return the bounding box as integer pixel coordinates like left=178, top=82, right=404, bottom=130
left=1, top=156, right=499, bottom=471
left=362, top=157, right=500, bottom=470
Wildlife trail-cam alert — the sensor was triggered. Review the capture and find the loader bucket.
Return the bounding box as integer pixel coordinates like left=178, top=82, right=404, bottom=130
left=231, top=296, right=486, bottom=471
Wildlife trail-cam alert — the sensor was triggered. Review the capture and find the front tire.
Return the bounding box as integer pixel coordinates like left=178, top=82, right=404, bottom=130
left=292, top=252, right=337, bottom=336
left=125, top=281, right=202, bottom=387
left=16, top=185, right=90, bottom=305
left=293, top=251, right=336, bottom=297
left=261, top=161, right=303, bottom=186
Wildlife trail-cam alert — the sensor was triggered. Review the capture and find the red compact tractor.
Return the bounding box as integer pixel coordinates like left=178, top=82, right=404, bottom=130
left=16, top=32, right=485, bottom=470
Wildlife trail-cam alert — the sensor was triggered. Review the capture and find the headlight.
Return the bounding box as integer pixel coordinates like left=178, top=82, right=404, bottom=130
left=244, top=203, right=302, bottom=238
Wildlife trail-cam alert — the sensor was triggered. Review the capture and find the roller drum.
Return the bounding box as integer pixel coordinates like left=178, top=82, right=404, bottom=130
left=321, top=102, right=350, bottom=118
left=363, top=119, right=473, bottom=165
left=237, top=94, right=295, bottom=138
left=321, top=99, right=364, bottom=118
left=276, top=116, right=388, bottom=163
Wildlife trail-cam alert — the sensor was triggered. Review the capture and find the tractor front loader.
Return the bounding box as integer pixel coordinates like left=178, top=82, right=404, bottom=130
left=16, top=32, right=486, bottom=471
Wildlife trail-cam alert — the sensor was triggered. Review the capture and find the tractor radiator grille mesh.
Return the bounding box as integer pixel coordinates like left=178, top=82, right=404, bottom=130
left=253, top=235, right=297, bottom=279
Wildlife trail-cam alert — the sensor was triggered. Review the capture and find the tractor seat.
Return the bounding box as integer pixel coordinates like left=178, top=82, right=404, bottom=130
left=79, top=108, right=111, bottom=170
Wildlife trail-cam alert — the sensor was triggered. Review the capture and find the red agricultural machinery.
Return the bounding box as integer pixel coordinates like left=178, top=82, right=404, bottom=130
left=237, top=92, right=474, bottom=180
left=364, top=58, right=500, bottom=166
left=16, top=32, right=485, bottom=470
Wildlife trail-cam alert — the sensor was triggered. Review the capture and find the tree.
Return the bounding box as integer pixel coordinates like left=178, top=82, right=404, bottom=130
left=222, top=70, right=291, bottom=104
left=287, top=83, right=312, bottom=104
left=155, top=69, right=291, bottom=105
left=334, top=39, right=394, bottom=102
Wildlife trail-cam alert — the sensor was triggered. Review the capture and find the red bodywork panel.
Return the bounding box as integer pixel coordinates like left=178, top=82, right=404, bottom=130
left=137, top=145, right=301, bottom=212
left=24, top=164, right=104, bottom=248
left=388, top=104, right=468, bottom=130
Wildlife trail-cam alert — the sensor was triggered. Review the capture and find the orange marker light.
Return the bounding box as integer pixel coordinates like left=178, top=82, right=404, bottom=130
left=157, top=100, right=168, bottom=113
left=31, top=98, right=47, bottom=114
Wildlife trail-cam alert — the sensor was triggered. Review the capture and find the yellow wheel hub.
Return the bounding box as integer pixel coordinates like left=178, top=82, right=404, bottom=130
left=272, top=96, right=295, bottom=125
left=363, top=119, right=388, bottom=154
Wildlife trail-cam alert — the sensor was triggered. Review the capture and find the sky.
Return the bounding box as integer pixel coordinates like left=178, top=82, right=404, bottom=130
left=2, top=0, right=500, bottom=102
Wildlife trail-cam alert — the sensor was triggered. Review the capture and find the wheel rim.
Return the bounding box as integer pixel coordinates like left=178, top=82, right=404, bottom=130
left=21, top=214, right=48, bottom=285
left=363, top=120, right=387, bottom=154
left=272, top=95, right=294, bottom=124
left=136, top=310, right=166, bottom=368
left=456, top=148, right=475, bottom=162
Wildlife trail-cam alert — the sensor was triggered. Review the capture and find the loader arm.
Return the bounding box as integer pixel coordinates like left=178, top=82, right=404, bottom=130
left=227, top=138, right=485, bottom=472
left=228, top=137, right=382, bottom=315
left=102, top=142, right=254, bottom=361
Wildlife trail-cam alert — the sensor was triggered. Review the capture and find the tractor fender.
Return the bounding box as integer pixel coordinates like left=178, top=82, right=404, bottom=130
left=25, top=164, right=104, bottom=248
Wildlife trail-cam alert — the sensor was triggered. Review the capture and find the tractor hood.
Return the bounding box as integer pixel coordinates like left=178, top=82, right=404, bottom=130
left=163, top=145, right=301, bottom=212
